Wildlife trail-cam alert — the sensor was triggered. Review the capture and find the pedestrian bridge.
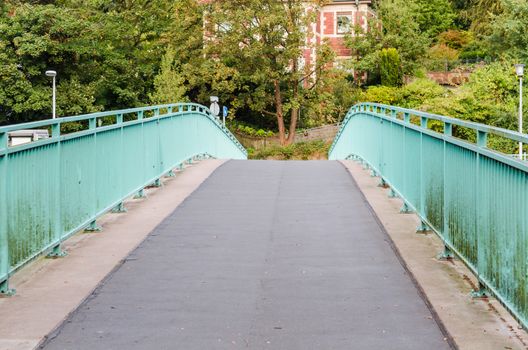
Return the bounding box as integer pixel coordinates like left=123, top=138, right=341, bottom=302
left=1, top=102, right=527, bottom=349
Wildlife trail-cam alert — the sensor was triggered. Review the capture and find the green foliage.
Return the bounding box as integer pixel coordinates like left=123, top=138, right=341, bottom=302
left=360, top=78, right=446, bottom=108
left=360, top=86, right=402, bottom=105
left=150, top=47, right=187, bottom=104
left=248, top=140, right=331, bottom=160
left=346, top=0, right=430, bottom=80
left=379, top=48, right=403, bottom=87
left=400, top=78, right=447, bottom=108
left=489, top=0, right=528, bottom=61
left=414, top=0, right=456, bottom=39
left=419, top=62, right=524, bottom=152
left=438, top=30, right=473, bottom=49
left=0, top=0, right=179, bottom=124
left=229, top=120, right=275, bottom=138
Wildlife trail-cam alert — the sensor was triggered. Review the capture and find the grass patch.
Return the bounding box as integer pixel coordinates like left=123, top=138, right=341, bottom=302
left=248, top=140, right=331, bottom=160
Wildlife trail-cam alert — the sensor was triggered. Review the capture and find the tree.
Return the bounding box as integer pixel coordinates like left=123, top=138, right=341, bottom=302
left=488, top=0, right=528, bottom=61
left=414, top=0, right=455, bottom=39
left=346, top=0, right=430, bottom=81
left=150, top=47, right=188, bottom=104
left=206, top=0, right=334, bottom=145
left=0, top=0, right=181, bottom=124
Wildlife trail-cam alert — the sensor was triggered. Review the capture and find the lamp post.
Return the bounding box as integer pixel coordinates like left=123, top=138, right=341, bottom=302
left=515, top=64, right=525, bottom=158
left=45, top=70, right=57, bottom=119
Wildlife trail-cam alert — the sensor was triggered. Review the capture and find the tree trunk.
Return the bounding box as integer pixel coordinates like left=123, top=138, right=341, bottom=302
left=274, top=80, right=287, bottom=145
left=285, top=76, right=299, bottom=146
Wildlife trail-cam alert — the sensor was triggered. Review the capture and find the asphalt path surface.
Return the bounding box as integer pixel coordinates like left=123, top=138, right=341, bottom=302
left=42, top=160, right=451, bottom=350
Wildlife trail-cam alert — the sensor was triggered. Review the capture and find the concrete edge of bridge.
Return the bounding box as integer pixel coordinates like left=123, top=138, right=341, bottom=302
left=0, top=159, right=227, bottom=350
left=340, top=160, right=528, bottom=350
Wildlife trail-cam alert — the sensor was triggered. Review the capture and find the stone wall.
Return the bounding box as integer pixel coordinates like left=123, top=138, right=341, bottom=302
left=426, top=71, right=471, bottom=86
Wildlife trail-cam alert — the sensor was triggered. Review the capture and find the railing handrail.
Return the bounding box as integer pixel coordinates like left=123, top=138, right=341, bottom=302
left=0, top=102, right=246, bottom=156
left=330, top=102, right=528, bottom=156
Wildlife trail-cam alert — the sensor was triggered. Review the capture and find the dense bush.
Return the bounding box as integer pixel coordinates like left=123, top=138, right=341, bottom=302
left=228, top=121, right=275, bottom=138
left=379, top=48, right=403, bottom=87
left=248, top=140, right=331, bottom=160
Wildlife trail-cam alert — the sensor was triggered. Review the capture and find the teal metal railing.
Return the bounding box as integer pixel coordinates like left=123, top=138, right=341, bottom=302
left=0, top=103, right=246, bottom=294
left=330, top=102, right=528, bottom=328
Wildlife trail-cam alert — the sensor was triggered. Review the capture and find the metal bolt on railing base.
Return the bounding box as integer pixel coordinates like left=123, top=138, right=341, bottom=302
left=85, top=220, right=102, bottom=233
left=416, top=221, right=429, bottom=233
left=399, top=203, right=413, bottom=214
left=46, top=244, right=67, bottom=258
left=437, top=246, right=455, bottom=261
left=0, top=280, right=15, bottom=297
left=134, top=189, right=147, bottom=199
left=112, top=202, right=127, bottom=213
left=471, top=282, right=491, bottom=299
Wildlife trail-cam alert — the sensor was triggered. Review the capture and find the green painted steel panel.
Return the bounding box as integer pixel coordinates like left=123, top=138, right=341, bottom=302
left=329, top=103, right=528, bottom=328
left=0, top=103, right=246, bottom=291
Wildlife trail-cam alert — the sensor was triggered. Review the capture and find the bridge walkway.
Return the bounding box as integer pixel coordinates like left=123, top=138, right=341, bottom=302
left=42, top=160, right=451, bottom=350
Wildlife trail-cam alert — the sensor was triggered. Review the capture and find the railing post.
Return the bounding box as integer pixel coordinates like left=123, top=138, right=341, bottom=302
left=421, top=116, right=428, bottom=128
left=477, top=130, right=488, bottom=147
left=0, top=130, right=13, bottom=295
left=138, top=111, right=144, bottom=120
left=113, top=113, right=126, bottom=213
left=404, top=112, right=411, bottom=123
left=444, top=122, right=452, bottom=136
left=89, top=117, right=97, bottom=130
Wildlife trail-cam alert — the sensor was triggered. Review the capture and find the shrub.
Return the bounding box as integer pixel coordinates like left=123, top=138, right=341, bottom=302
left=379, top=48, right=403, bottom=87
left=360, top=85, right=402, bottom=105
left=400, top=78, right=446, bottom=109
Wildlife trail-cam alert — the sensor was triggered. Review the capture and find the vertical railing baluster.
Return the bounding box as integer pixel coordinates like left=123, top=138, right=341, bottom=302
left=472, top=129, right=489, bottom=297
left=442, top=122, right=452, bottom=240
left=112, top=114, right=127, bottom=213
left=48, top=122, right=67, bottom=256
left=85, top=117, right=101, bottom=232
left=419, top=117, right=427, bottom=221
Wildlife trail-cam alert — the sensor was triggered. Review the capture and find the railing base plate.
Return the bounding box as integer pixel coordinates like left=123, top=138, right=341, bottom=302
left=0, top=280, right=15, bottom=297
left=85, top=221, right=102, bottom=233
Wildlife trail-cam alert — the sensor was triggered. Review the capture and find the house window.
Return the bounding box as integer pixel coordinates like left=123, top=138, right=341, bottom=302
left=336, top=14, right=352, bottom=34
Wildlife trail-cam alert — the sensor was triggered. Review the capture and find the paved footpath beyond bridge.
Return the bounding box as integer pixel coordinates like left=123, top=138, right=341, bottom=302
left=41, top=160, right=450, bottom=350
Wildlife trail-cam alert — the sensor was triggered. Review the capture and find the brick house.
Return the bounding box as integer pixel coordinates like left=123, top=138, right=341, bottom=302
left=304, top=0, right=375, bottom=69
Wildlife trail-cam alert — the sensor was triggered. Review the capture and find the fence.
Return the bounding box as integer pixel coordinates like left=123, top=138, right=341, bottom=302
left=0, top=103, right=246, bottom=294
left=329, top=103, right=528, bottom=328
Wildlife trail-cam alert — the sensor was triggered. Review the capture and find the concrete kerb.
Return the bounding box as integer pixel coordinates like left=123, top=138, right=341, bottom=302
left=0, top=159, right=227, bottom=350
left=340, top=160, right=528, bottom=350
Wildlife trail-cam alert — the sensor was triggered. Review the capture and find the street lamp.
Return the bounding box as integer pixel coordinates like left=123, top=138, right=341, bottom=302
left=45, top=70, right=57, bottom=119
left=515, top=64, right=525, bottom=158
